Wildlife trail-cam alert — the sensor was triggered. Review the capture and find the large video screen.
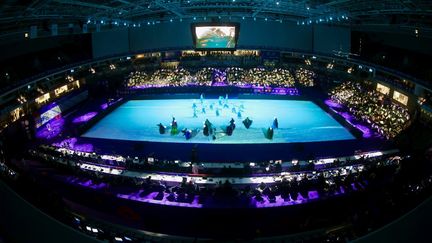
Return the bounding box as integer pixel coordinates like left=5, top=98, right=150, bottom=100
left=192, top=23, right=239, bottom=50
left=36, top=105, right=62, bottom=128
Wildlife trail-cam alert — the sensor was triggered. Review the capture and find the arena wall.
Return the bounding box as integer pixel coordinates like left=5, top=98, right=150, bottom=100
left=91, top=20, right=351, bottom=58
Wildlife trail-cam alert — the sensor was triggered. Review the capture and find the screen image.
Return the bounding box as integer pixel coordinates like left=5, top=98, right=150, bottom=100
left=194, top=26, right=236, bottom=49
left=36, top=105, right=62, bottom=128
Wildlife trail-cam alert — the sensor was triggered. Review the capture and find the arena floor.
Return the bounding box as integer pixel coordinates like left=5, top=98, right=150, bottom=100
left=82, top=99, right=355, bottom=144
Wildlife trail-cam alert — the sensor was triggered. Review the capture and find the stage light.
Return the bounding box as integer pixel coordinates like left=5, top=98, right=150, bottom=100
left=193, top=16, right=196, bottom=20
left=329, top=17, right=333, bottom=21
left=242, top=16, right=245, bottom=20
left=265, top=18, right=268, bottom=21
left=306, top=6, right=310, bottom=10
left=170, top=19, right=173, bottom=22
left=24, top=32, right=29, bottom=38
left=101, top=20, right=104, bottom=24
left=276, top=1, right=279, bottom=5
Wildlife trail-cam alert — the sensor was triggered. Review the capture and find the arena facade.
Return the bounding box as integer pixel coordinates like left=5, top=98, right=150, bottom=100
left=1, top=1, right=432, bottom=242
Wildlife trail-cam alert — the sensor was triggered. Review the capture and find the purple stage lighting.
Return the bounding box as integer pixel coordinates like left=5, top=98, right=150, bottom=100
left=35, top=117, right=64, bottom=139
left=73, top=112, right=98, bottom=123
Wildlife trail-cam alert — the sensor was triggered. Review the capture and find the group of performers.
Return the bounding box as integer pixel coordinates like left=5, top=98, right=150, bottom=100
left=192, top=94, right=245, bottom=119
left=157, top=94, right=280, bottom=141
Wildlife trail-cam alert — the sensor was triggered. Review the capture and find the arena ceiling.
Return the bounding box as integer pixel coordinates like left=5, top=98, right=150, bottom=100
left=1, top=0, right=432, bottom=37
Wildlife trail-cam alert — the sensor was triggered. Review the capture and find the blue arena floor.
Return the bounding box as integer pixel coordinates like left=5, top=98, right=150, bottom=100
left=82, top=99, right=355, bottom=144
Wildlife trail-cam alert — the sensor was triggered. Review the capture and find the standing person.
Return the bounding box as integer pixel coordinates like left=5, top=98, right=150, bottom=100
left=200, top=93, right=204, bottom=104
left=273, top=117, right=279, bottom=129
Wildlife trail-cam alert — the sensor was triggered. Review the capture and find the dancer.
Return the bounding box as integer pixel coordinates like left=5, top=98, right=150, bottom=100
left=182, top=128, right=192, bottom=140
left=157, top=123, right=166, bottom=134
left=200, top=93, right=204, bottom=104
left=273, top=117, right=279, bottom=129
left=203, top=119, right=213, bottom=136
left=226, top=118, right=236, bottom=136
left=171, top=117, right=178, bottom=135
left=242, top=117, right=253, bottom=129
left=266, top=127, right=274, bottom=139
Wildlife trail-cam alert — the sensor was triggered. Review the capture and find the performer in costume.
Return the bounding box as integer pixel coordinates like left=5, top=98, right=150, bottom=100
left=157, top=123, right=166, bottom=134
left=242, top=117, right=252, bottom=129
left=273, top=117, right=279, bottom=129
left=171, top=117, right=178, bottom=135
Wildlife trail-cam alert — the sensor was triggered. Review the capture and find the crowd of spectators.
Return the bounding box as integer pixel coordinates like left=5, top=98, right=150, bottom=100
left=30, top=144, right=403, bottom=209
left=330, top=82, right=410, bottom=138
left=126, top=69, right=192, bottom=88
left=193, top=67, right=215, bottom=86
left=3, top=138, right=431, bottom=242
left=295, top=68, right=316, bottom=87
left=126, top=67, right=296, bottom=88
